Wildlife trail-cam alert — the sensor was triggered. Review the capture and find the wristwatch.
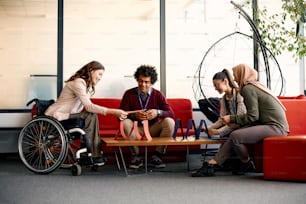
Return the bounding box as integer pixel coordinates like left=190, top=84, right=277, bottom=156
left=157, top=109, right=162, bottom=116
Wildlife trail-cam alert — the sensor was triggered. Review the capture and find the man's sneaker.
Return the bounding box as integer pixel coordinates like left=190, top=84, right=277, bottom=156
left=129, top=157, right=143, bottom=169
left=150, top=155, right=166, bottom=168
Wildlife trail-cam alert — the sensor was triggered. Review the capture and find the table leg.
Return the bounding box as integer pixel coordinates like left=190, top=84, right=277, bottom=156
left=114, top=151, right=121, bottom=170
left=203, top=144, right=208, bottom=161
left=118, top=146, right=129, bottom=176
left=186, top=145, right=190, bottom=171
left=145, top=146, right=148, bottom=173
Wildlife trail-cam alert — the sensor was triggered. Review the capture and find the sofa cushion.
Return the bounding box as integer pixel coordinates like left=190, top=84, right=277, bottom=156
left=167, top=98, right=195, bottom=136
left=280, top=98, right=306, bottom=135
left=167, top=98, right=192, bottom=126
left=264, top=136, right=306, bottom=181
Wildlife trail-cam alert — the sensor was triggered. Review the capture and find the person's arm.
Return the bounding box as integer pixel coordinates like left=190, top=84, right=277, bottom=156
left=209, top=97, right=226, bottom=129
left=230, top=85, right=259, bottom=126
left=156, top=92, right=174, bottom=118
left=236, top=93, right=247, bottom=115
left=72, top=78, right=126, bottom=118
left=119, top=89, right=139, bottom=120
left=208, top=119, right=223, bottom=130
left=215, top=125, right=234, bottom=137
left=208, top=97, right=235, bottom=136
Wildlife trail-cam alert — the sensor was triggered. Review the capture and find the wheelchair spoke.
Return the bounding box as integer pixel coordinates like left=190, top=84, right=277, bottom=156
left=18, top=116, right=68, bottom=174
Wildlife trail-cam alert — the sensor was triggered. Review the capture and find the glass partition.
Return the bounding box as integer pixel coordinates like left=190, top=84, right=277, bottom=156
left=166, top=0, right=253, bottom=107
left=0, top=1, right=58, bottom=109
left=64, top=0, right=160, bottom=98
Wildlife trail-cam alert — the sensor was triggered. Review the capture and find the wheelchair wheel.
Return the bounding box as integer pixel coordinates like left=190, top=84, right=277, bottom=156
left=71, top=164, right=82, bottom=176
left=18, top=116, right=68, bottom=174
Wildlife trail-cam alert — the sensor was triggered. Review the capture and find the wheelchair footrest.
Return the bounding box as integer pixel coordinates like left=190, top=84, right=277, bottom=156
left=78, top=157, right=94, bottom=166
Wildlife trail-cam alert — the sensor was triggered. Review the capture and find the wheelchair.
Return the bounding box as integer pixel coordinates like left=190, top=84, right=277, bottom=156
left=18, top=99, right=103, bottom=176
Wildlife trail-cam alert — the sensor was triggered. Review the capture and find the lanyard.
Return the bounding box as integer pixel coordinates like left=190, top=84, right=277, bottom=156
left=138, top=94, right=151, bottom=110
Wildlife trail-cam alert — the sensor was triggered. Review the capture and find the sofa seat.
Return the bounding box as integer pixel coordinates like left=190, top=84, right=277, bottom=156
left=262, top=96, right=306, bottom=182
left=264, top=136, right=306, bottom=182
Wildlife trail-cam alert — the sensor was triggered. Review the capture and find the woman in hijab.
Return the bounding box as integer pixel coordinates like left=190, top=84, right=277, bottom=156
left=192, top=64, right=289, bottom=177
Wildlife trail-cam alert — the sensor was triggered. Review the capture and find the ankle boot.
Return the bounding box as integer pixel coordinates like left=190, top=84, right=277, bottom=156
left=232, top=159, right=256, bottom=175
left=191, top=162, right=215, bottom=177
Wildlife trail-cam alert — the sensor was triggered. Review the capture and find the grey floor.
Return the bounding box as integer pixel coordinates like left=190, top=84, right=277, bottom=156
left=1, top=153, right=306, bottom=204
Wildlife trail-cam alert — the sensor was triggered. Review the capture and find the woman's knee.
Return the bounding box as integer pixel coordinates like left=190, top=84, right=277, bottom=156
left=228, top=128, right=258, bottom=144
left=228, top=130, right=245, bottom=143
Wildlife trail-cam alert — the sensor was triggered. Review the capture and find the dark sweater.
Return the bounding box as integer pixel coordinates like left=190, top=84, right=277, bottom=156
left=119, top=87, right=174, bottom=125
left=230, top=84, right=289, bottom=132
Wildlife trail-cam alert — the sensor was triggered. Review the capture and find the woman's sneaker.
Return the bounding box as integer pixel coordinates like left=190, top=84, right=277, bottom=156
left=92, top=157, right=105, bottom=166
left=232, top=159, right=256, bottom=175
left=191, top=162, right=215, bottom=177
left=129, top=156, right=143, bottom=169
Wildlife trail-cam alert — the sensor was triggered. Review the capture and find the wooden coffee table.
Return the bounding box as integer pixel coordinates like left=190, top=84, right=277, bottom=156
left=102, top=137, right=226, bottom=176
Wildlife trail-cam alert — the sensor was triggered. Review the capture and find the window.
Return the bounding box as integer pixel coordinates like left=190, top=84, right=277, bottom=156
left=64, top=0, right=160, bottom=98
left=0, top=1, right=57, bottom=109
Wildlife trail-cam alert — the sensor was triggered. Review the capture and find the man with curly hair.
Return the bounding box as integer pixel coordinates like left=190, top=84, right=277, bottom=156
left=120, top=65, right=175, bottom=169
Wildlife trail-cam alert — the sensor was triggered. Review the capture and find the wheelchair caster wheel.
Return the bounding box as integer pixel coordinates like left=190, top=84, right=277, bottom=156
left=71, top=164, right=82, bottom=176
left=91, top=165, right=98, bottom=171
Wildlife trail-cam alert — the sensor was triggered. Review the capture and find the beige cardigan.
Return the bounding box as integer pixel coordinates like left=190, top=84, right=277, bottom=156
left=45, top=78, right=107, bottom=121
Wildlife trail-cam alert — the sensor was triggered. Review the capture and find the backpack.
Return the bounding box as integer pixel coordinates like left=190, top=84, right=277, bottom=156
left=198, top=97, right=221, bottom=123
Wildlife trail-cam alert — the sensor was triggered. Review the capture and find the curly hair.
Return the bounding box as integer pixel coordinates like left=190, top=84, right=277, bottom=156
left=134, top=65, right=158, bottom=84
left=65, top=61, right=105, bottom=95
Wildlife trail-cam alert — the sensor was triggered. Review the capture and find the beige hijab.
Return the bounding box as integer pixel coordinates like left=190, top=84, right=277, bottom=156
left=232, top=63, right=286, bottom=111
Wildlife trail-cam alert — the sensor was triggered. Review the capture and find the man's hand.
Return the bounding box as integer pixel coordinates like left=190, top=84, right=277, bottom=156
left=135, top=110, right=147, bottom=120
left=145, top=109, right=158, bottom=120
left=135, top=109, right=158, bottom=120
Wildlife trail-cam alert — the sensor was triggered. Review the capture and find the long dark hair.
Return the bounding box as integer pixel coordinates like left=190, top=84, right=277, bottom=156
left=213, top=69, right=238, bottom=89
left=66, top=61, right=105, bottom=95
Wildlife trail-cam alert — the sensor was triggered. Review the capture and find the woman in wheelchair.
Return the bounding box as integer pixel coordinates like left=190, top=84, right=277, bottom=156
left=45, top=60, right=128, bottom=165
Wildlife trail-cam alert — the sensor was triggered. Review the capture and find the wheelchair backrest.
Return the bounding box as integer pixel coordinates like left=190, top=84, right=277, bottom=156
left=26, top=98, right=55, bottom=118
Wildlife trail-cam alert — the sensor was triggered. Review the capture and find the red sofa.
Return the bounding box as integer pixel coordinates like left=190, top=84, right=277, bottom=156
left=91, top=98, right=198, bottom=161
left=263, top=95, right=306, bottom=181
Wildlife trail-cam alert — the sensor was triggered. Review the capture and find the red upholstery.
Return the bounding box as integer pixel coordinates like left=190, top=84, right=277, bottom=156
left=91, top=98, right=121, bottom=137
left=280, top=99, right=306, bottom=135
left=166, top=98, right=197, bottom=152
left=167, top=98, right=195, bottom=136
left=277, top=94, right=306, bottom=99
left=264, top=136, right=306, bottom=181
left=263, top=97, right=306, bottom=181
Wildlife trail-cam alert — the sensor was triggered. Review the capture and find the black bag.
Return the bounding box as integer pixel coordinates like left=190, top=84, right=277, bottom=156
left=26, top=98, right=55, bottom=117
left=198, top=97, right=221, bottom=123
